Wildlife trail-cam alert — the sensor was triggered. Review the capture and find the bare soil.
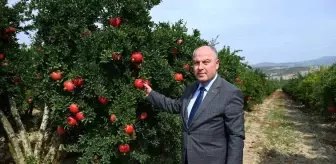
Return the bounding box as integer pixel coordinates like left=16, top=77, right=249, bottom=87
left=243, top=89, right=336, bottom=164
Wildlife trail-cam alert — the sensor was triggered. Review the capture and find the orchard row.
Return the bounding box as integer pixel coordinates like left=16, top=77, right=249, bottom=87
left=282, top=64, right=336, bottom=115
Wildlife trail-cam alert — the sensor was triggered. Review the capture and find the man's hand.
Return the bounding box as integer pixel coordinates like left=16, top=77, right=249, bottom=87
left=143, top=83, right=152, bottom=96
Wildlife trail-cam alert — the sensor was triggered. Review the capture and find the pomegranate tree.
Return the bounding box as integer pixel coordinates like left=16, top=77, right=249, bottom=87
left=0, top=0, right=278, bottom=164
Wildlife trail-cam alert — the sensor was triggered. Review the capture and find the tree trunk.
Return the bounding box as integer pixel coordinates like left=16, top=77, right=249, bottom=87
left=0, top=95, right=62, bottom=164
left=34, top=103, right=49, bottom=161
left=9, top=97, right=33, bottom=157
left=44, top=132, right=63, bottom=163
left=0, top=110, right=26, bottom=164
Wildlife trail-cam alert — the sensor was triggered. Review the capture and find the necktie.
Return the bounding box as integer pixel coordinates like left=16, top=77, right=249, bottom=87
left=188, top=86, right=205, bottom=126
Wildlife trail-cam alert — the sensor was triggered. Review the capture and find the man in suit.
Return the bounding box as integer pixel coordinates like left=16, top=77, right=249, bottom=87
left=143, top=45, right=245, bottom=164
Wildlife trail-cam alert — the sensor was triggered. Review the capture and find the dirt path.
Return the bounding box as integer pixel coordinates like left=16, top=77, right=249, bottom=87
left=243, top=89, right=336, bottom=164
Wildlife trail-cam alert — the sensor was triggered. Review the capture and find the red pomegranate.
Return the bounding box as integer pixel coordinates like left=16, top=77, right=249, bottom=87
left=63, top=80, right=75, bottom=91
left=13, top=76, right=21, bottom=84
left=183, top=64, right=190, bottom=71
left=5, top=27, right=16, bottom=33
left=67, top=116, right=77, bottom=126
left=174, top=73, right=183, bottom=82
left=57, top=126, right=65, bottom=135
left=112, top=52, right=122, bottom=61
left=328, top=106, right=336, bottom=113
left=131, top=52, right=143, bottom=63
left=75, top=112, right=85, bottom=121
left=73, top=77, right=83, bottom=87
left=109, top=17, right=121, bottom=27
left=69, top=104, right=79, bottom=113
left=172, top=48, right=178, bottom=56
left=0, top=53, right=5, bottom=61
left=140, top=112, right=147, bottom=120
left=235, top=76, right=242, bottom=84
left=98, top=96, right=108, bottom=104
left=110, top=114, right=117, bottom=123
left=36, top=73, right=42, bottom=79
left=50, top=71, right=62, bottom=81
left=119, top=144, right=130, bottom=154
left=134, top=79, right=144, bottom=89
left=124, top=124, right=134, bottom=135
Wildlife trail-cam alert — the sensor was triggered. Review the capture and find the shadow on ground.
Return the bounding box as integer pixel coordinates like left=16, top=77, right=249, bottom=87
left=258, top=148, right=334, bottom=164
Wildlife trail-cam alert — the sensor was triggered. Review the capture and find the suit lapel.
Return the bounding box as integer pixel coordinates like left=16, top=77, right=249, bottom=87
left=188, top=76, right=222, bottom=128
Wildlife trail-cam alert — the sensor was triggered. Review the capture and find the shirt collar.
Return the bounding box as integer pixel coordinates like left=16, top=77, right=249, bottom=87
left=197, top=73, right=218, bottom=92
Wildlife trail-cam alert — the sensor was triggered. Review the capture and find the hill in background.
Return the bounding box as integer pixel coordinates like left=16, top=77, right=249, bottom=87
left=251, top=56, right=336, bottom=68
left=251, top=56, right=336, bottom=80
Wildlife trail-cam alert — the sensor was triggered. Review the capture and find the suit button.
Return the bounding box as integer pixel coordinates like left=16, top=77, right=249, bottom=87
left=187, top=132, right=190, bottom=135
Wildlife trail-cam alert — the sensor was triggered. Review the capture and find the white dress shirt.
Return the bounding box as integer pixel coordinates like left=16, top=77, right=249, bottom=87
left=187, top=73, right=218, bottom=117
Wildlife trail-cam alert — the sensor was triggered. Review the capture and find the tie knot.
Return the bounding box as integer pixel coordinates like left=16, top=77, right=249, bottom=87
left=199, top=86, right=205, bottom=92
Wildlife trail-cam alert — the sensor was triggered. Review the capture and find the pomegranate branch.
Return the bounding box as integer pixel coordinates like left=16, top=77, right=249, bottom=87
left=9, top=97, right=33, bottom=156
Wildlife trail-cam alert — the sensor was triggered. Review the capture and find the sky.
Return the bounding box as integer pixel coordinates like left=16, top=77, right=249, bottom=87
left=8, top=0, right=336, bottom=64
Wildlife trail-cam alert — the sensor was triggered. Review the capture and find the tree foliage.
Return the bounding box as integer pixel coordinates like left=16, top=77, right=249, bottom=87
left=0, top=0, right=278, bottom=163
left=283, top=65, right=336, bottom=118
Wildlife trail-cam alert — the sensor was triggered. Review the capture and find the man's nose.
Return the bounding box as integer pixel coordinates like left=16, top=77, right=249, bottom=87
left=198, top=63, right=204, bottom=70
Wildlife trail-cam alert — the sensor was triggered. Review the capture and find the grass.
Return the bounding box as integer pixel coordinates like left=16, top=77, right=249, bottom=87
left=262, top=99, right=299, bottom=154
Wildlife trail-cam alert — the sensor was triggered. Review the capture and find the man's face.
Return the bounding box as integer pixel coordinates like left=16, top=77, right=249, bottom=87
left=192, top=47, right=219, bottom=83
